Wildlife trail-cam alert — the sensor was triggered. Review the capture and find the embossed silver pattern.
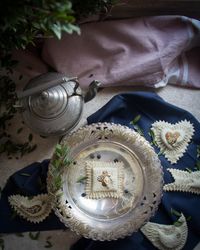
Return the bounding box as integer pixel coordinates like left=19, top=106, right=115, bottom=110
left=47, top=123, right=163, bottom=240
left=19, top=72, right=101, bottom=136
left=22, top=72, right=83, bottom=136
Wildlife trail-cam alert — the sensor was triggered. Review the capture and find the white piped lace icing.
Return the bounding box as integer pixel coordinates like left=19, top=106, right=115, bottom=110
left=141, top=213, right=188, bottom=250
left=8, top=194, right=53, bottom=223
left=151, top=120, right=194, bottom=164
left=164, top=168, right=200, bottom=194
left=85, top=160, right=124, bottom=199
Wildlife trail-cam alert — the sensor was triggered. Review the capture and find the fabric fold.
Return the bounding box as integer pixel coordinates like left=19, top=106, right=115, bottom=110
left=0, top=92, right=200, bottom=250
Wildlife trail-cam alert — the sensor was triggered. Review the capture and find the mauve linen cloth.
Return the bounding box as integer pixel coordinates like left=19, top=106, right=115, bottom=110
left=40, top=16, right=200, bottom=89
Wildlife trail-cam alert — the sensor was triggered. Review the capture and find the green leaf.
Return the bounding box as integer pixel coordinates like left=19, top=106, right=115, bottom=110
left=157, top=150, right=164, bottom=156
left=45, top=240, right=53, bottom=248
left=55, top=144, right=62, bottom=157
left=37, top=177, right=46, bottom=191
left=28, top=196, right=34, bottom=200
left=51, top=23, right=62, bottom=39
left=62, top=23, right=80, bottom=35
left=76, top=176, right=87, bottom=183
left=185, top=168, right=192, bottom=173
left=55, top=159, right=61, bottom=168
left=170, top=208, right=181, bottom=217
left=28, top=133, right=33, bottom=142
left=173, top=220, right=183, bottom=227
left=15, top=233, right=24, bottom=237
left=18, top=75, right=23, bottom=80
left=148, top=129, right=158, bottom=146
left=20, top=173, right=31, bottom=177
left=10, top=209, right=18, bottom=220
left=148, top=130, right=154, bottom=138
left=63, top=155, right=71, bottom=166
left=27, top=144, right=37, bottom=153
left=197, top=145, right=200, bottom=158
left=54, top=175, right=62, bottom=190
left=29, top=231, right=40, bottom=240
left=186, top=215, right=192, bottom=221
left=55, top=144, right=62, bottom=151
left=0, top=237, right=4, bottom=250
left=196, top=160, right=200, bottom=170
left=17, top=127, right=23, bottom=134
left=130, top=115, right=141, bottom=125
left=133, top=125, right=144, bottom=136
left=61, top=145, right=70, bottom=156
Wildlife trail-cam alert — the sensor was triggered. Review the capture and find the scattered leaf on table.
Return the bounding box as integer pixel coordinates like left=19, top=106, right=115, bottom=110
left=15, top=233, right=24, bottom=237
left=17, top=127, right=23, bottom=134
left=29, top=231, right=40, bottom=240
left=45, top=240, right=53, bottom=248
left=28, top=133, right=33, bottom=142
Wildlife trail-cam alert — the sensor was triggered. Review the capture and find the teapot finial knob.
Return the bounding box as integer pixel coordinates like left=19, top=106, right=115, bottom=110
left=41, top=91, right=49, bottom=100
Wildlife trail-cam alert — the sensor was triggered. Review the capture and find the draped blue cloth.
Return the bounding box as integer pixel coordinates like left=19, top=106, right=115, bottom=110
left=0, top=92, right=200, bottom=250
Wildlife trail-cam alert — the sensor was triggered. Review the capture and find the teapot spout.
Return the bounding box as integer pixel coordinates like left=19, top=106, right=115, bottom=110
left=84, top=80, right=101, bottom=103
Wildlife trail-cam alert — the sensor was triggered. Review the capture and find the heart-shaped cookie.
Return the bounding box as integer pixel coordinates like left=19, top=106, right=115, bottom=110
left=151, top=120, right=194, bottom=164
left=161, top=128, right=185, bottom=149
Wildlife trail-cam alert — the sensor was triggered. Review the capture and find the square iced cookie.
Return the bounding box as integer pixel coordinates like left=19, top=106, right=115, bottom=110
left=85, top=160, right=124, bottom=199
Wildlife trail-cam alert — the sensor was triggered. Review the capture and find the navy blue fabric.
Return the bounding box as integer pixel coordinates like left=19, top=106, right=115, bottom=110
left=0, top=91, right=200, bottom=250
left=72, top=92, right=200, bottom=250
left=0, top=159, right=65, bottom=233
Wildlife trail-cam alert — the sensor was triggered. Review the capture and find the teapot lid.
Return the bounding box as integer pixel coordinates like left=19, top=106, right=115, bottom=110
left=22, top=72, right=83, bottom=136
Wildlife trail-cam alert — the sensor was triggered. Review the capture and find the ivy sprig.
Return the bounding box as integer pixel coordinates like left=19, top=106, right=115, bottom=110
left=50, top=144, right=72, bottom=193
left=53, top=144, right=72, bottom=168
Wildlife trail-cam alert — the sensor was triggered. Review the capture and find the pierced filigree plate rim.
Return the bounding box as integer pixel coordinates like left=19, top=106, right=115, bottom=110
left=47, top=123, right=163, bottom=241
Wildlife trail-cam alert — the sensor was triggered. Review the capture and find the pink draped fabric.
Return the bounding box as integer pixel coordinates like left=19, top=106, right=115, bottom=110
left=42, top=16, right=200, bottom=89
left=14, top=16, right=200, bottom=89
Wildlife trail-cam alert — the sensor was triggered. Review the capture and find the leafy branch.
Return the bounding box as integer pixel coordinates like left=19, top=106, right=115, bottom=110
left=0, top=0, right=117, bottom=159
left=50, top=144, right=72, bottom=193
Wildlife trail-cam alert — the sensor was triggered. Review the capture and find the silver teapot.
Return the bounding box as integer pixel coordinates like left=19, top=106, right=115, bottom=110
left=16, top=72, right=101, bottom=136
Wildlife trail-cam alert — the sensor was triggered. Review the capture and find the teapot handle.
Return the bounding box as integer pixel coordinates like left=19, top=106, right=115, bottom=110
left=16, top=76, right=77, bottom=99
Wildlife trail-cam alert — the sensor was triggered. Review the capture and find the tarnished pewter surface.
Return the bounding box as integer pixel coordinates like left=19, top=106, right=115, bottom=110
left=22, top=72, right=83, bottom=136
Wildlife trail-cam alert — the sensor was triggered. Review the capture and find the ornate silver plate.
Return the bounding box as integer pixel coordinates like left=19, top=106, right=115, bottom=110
left=48, top=123, right=163, bottom=240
